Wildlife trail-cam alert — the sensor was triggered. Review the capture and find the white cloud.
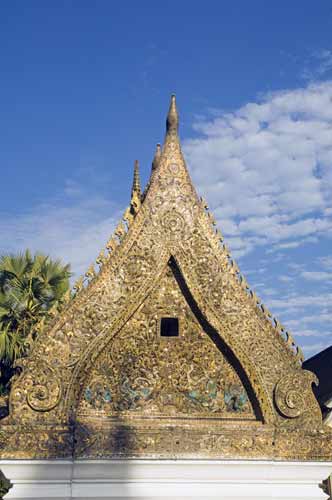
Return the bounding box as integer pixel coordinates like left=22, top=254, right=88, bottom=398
left=301, top=341, right=332, bottom=356
left=288, top=313, right=332, bottom=328
left=268, top=293, right=332, bottom=311
left=292, top=329, right=328, bottom=338
left=302, top=49, right=332, bottom=81
left=278, top=275, right=293, bottom=282
left=300, top=271, right=332, bottom=282
left=0, top=180, right=123, bottom=279
left=318, top=255, right=332, bottom=269
left=270, top=236, right=318, bottom=251
left=184, top=81, right=332, bottom=257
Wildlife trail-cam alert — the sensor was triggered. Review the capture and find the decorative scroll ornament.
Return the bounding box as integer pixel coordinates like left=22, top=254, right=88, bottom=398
left=26, top=364, right=62, bottom=412
left=274, top=370, right=318, bottom=419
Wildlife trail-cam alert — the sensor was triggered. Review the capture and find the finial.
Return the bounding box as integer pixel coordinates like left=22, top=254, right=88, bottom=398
left=131, top=159, right=141, bottom=198
left=166, top=94, right=179, bottom=135
left=152, top=143, right=161, bottom=171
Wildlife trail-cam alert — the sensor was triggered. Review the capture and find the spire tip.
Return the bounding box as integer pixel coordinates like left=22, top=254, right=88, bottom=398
left=166, top=94, right=179, bottom=134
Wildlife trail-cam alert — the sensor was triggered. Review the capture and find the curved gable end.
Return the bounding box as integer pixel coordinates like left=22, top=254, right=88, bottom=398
left=1, top=96, right=331, bottom=461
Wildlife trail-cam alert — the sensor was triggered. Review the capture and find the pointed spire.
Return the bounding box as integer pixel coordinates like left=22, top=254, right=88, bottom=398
left=130, top=160, right=142, bottom=215
left=152, top=143, right=161, bottom=171
left=131, top=159, right=141, bottom=198
left=166, top=94, right=179, bottom=135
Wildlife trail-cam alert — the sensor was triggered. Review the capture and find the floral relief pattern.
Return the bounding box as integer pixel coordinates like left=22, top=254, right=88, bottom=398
left=77, top=264, right=254, bottom=419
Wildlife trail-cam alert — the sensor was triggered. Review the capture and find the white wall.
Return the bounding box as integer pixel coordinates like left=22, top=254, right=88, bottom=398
left=1, top=460, right=331, bottom=500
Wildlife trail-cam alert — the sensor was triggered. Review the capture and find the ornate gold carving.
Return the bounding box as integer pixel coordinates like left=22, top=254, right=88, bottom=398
left=114, top=222, right=126, bottom=241
left=26, top=364, right=62, bottom=412
left=274, top=370, right=320, bottom=424
left=85, top=264, right=96, bottom=279
left=1, top=95, right=329, bottom=461
left=275, top=374, right=307, bottom=418
left=77, top=264, right=255, bottom=420
left=106, top=236, right=118, bottom=252
left=0, top=424, right=73, bottom=459
left=123, top=206, right=134, bottom=226
left=161, top=210, right=186, bottom=238
left=96, top=249, right=107, bottom=266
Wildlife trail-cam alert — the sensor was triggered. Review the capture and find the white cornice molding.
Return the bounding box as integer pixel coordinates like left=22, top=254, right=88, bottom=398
left=1, top=459, right=332, bottom=499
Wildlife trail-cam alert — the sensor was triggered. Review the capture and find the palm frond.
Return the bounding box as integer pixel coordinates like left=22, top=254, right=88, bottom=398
left=0, top=250, right=71, bottom=368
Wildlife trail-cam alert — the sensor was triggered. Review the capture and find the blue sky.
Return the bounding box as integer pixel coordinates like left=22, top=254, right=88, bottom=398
left=1, top=1, right=332, bottom=358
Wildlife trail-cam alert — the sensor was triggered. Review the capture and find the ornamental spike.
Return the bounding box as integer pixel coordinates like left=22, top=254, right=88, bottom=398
left=73, top=276, right=84, bottom=292
left=166, top=94, right=179, bottom=135
left=152, top=143, right=161, bottom=171
left=85, top=264, right=96, bottom=279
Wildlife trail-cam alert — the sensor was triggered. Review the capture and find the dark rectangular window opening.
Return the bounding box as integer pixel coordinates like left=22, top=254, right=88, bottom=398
left=160, top=317, right=179, bottom=337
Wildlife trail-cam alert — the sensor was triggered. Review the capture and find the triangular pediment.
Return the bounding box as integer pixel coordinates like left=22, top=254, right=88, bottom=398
left=1, top=95, right=330, bottom=461
left=76, top=259, right=258, bottom=421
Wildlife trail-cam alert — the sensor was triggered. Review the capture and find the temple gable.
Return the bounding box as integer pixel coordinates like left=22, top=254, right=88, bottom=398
left=1, top=95, right=331, bottom=461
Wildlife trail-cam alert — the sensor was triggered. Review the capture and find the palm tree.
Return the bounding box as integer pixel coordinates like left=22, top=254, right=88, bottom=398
left=0, top=250, right=71, bottom=395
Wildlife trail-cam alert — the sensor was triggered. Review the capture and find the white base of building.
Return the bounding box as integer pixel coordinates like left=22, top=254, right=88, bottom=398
left=1, top=460, right=331, bottom=500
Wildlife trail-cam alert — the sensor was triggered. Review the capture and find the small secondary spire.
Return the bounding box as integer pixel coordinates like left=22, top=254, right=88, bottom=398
left=166, top=94, right=179, bottom=135
left=152, top=143, right=161, bottom=171
left=131, top=159, right=141, bottom=198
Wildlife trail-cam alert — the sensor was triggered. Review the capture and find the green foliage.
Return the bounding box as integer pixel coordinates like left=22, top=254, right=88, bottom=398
left=0, top=250, right=71, bottom=393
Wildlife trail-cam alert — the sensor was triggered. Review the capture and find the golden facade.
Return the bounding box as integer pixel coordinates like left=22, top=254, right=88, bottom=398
left=1, top=96, right=332, bottom=460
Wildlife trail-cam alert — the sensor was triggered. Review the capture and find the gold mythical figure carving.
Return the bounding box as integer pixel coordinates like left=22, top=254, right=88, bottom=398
left=0, top=95, right=331, bottom=460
